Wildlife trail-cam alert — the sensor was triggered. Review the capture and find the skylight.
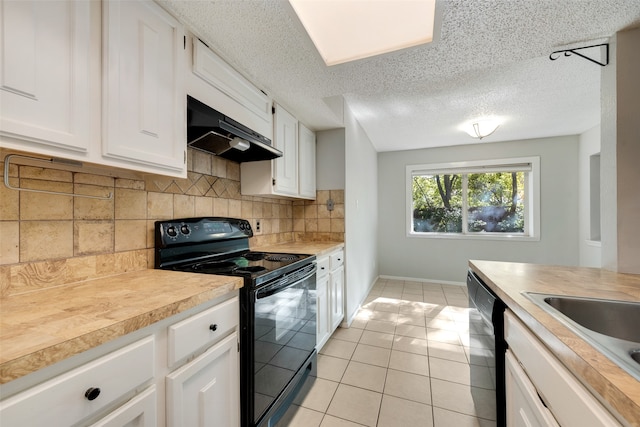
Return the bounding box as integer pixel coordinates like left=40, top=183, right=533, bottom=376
left=289, top=0, right=437, bottom=66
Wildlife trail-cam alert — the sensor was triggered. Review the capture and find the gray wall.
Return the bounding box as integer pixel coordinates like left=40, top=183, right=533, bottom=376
left=578, top=125, right=602, bottom=267
left=377, top=136, right=580, bottom=283
left=316, top=128, right=346, bottom=190
left=601, top=27, right=640, bottom=274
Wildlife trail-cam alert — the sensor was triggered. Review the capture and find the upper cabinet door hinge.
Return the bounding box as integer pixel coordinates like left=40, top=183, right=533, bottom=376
left=183, top=35, right=186, bottom=49
left=272, top=105, right=276, bottom=115
left=272, top=178, right=276, bottom=186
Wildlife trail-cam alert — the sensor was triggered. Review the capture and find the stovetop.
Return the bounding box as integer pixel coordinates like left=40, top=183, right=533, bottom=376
left=173, top=250, right=310, bottom=276
left=154, top=217, right=314, bottom=285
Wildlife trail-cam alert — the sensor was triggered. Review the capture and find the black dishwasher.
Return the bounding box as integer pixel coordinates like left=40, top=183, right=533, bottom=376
left=467, top=269, right=506, bottom=427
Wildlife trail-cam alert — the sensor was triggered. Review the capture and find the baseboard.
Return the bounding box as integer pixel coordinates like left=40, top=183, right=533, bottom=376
left=341, top=274, right=380, bottom=327
left=378, top=275, right=466, bottom=287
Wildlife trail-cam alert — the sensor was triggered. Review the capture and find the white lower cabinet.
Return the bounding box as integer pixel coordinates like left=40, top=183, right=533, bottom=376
left=316, top=257, right=331, bottom=350
left=329, top=250, right=345, bottom=330
left=166, top=332, right=239, bottom=427
left=505, top=350, right=559, bottom=427
left=316, top=247, right=345, bottom=351
left=89, top=386, right=157, bottom=427
left=504, top=310, right=622, bottom=427
left=0, top=294, right=240, bottom=427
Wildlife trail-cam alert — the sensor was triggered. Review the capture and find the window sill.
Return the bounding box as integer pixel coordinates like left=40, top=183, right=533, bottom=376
left=407, top=231, right=540, bottom=242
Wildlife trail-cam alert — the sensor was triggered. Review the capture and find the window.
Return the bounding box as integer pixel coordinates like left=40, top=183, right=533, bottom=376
left=406, top=157, right=540, bottom=240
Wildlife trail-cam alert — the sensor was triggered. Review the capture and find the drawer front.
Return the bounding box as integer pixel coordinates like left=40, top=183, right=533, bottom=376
left=504, top=311, right=621, bottom=427
left=505, top=350, right=559, bottom=427
left=168, top=296, right=239, bottom=366
left=0, top=336, right=155, bottom=427
left=89, top=385, right=157, bottom=427
left=329, top=250, right=344, bottom=270
left=316, top=256, right=330, bottom=278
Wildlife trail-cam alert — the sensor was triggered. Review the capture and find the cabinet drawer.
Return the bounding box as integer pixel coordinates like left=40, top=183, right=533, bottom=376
left=0, top=336, right=155, bottom=427
left=504, top=311, right=621, bottom=427
left=316, top=256, right=330, bottom=278
left=88, top=385, right=157, bottom=427
left=168, top=296, right=239, bottom=366
left=505, top=350, right=559, bottom=427
left=329, top=250, right=344, bottom=270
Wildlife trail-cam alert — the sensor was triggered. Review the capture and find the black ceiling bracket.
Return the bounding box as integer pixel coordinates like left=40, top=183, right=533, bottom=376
left=549, top=43, right=609, bottom=67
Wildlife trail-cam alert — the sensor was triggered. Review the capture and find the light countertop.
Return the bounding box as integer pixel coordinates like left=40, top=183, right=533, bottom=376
left=0, top=241, right=344, bottom=386
left=469, top=260, right=640, bottom=426
left=0, top=269, right=243, bottom=384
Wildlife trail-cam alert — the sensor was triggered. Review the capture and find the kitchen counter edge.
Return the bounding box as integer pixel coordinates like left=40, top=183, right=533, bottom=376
left=0, top=269, right=243, bottom=384
left=469, top=259, right=640, bottom=427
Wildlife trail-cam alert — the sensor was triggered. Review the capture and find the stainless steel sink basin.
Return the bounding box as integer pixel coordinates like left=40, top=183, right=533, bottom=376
left=523, top=292, right=640, bottom=381
left=543, top=295, right=640, bottom=342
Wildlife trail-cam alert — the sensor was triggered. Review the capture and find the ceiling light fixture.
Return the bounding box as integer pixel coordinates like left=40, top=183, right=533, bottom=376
left=288, top=0, right=436, bottom=66
left=466, top=120, right=500, bottom=140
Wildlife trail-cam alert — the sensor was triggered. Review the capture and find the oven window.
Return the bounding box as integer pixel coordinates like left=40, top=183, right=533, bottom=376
left=253, top=273, right=316, bottom=422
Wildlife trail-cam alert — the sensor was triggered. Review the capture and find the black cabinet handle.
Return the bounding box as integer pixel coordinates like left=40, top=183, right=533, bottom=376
left=85, top=387, right=101, bottom=401
left=209, top=324, right=218, bottom=332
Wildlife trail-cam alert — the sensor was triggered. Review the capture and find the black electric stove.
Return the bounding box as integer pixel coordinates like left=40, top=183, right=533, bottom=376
left=155, top=217, right=317, bottom=427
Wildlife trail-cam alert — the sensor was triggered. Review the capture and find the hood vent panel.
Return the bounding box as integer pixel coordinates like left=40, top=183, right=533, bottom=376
left=187, top=96, right=282, bottom=162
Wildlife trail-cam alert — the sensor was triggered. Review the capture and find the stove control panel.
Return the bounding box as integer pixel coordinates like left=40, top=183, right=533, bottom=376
left=155, top=217, right=253, bottom=247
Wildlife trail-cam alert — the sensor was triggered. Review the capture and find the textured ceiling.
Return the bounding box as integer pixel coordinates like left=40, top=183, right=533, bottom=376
left=159, top=0, right=640, bottom=152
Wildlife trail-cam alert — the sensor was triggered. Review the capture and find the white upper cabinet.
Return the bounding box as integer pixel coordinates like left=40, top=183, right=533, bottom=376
left=0, top=0, right=99, bottom=156
left=241, top=104, right=316, bottom=200
left=102, top=0, right=186, bottom=176
left=298, top=123, right=316, bottom=199
left=191, top=38, right=271, bottom=133
left=272, top=103, right=299, bottom=196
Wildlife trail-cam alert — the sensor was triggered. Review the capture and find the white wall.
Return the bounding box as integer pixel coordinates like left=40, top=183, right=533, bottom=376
left=316, top=128, right=346, bottom=190
left=343, top=103, right=379, bottom=324
left=578, top=126, right=602, bottom=267
left=377, top=136, right=580, bottom=283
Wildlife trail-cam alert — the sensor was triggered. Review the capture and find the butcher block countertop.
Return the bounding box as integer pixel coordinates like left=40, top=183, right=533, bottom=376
left=469, top=260, right=640, bottom=426
left=0, top=269, right=243, bottom=384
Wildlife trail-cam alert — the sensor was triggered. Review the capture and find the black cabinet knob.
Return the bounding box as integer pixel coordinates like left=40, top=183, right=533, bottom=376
left=209, top=324, right=218, bottom=332
left=85, top=387, right=101, bottom=401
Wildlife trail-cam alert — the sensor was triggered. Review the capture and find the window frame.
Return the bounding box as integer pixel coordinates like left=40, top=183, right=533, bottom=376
left=406, top=157, right=540, bottom=241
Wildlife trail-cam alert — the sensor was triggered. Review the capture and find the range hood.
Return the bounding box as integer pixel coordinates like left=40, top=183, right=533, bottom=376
left=186, top=95, right=282, bottom=162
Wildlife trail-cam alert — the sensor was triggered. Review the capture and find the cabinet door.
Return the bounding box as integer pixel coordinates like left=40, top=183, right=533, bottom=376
left=103, top=0, right=186, bottom=176
left=272, top=104, right=298, bottom=196
left=316, top=273, right=331, bottom=351
left=298, top=123, right=316, bottom=199
left=0, top=0, right=96, bottom=154
left=505, top=350, right=559, bottom=427
left=88, top=386, right=157, bottom=427
left=330, top=266, right=345, bottom=330
left=166, top=332, right=239, bottom=427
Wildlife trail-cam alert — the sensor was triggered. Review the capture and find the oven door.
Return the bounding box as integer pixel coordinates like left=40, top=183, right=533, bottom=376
left=252, top=264, right=317, bottom=426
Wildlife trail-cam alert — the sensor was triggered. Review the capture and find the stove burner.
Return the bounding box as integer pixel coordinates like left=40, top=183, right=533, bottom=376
left=244, top=252, right=265, bottom=261
left=236, top=266, right=267, bottom=273
left=265, top=254, right=300, bottom=262
left=192, top=261, right=237, bottom=272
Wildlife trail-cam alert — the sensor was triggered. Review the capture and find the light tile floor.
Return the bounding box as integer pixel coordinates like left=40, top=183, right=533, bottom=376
left=282, top=278, right=497, bottom=427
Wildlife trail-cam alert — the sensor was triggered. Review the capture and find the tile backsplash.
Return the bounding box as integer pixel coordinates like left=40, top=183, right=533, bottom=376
left=0, top=148, right=344, bottom=296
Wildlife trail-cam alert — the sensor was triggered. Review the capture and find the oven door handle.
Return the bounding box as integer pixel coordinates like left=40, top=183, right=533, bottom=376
left=256, top=264, right=317, bottom=300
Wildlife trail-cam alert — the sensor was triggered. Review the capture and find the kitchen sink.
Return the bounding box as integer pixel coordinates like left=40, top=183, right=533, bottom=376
left=523, top=292, right=640, bottom=381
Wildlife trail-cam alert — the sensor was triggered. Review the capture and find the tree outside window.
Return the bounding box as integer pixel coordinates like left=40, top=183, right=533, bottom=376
left=409, top=160, right=535, bottom=238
